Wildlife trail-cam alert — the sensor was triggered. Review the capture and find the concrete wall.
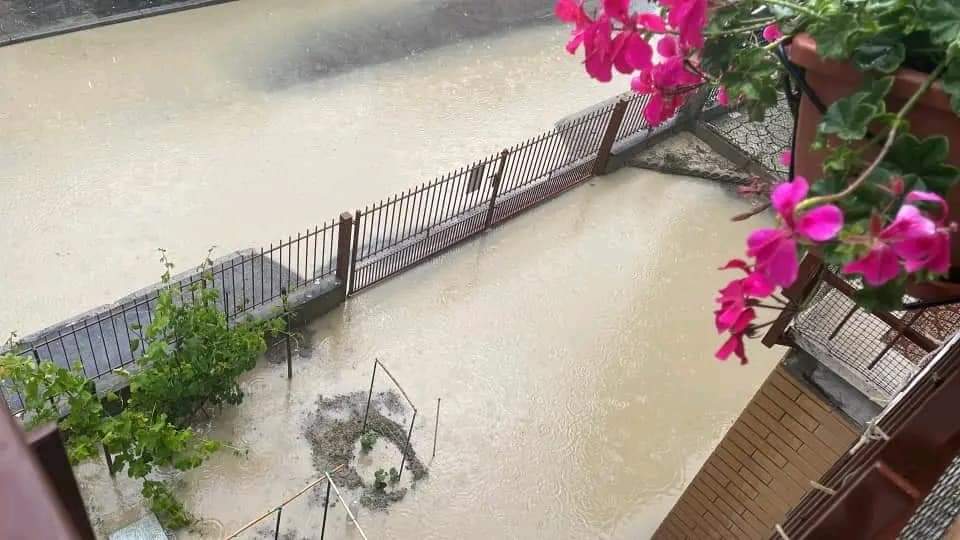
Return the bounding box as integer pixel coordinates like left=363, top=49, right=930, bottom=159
left=653, top=364, right=860, bottom=539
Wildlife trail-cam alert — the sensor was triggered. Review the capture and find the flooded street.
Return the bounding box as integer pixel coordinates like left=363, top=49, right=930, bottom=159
left=0, top=0, right=623, bottom=335
left=74, top=168, right=783, bottom=539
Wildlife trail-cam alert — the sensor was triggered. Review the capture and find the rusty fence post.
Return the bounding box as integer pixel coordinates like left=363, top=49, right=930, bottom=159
left=761, top=254, right=823, bottom=347
left=591, top=99, right=629, bottom=176
left=335, top=212, right=353, bottom=284
left=348, top=210, right=362, bottom=295
left=484, top=149, right=510, bottom=230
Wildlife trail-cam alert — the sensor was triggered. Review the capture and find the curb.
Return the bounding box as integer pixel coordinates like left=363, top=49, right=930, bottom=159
left=0, top=0, right=238, bottom=48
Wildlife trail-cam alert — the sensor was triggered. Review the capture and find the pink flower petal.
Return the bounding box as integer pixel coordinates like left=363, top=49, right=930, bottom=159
left=762, top=23, right=783, bottom=43
left=763, top=236, right=800, bottom=287
left=719, top=259, right=750, bottom=272
left=906, top=191, right=949, bottom=224
left=642, top=93, right=667, bottom=125
left=743, top=272, right=775, bottom=297
left=779, top=150, right=792, bottom=167
left=770, top=177, right=808, bottom=219
left=637, top=13, right=666, bottom=32
left=717, top=86, right=729, bottom=106
left=555, top=0, right=585, bottom=23
left=795, top=204, right=843, bottom=242
left=881, top=205, right=936, bottom=241
left=715, top=333, right=748, bottom=364
left=746, top=228, right=783, bottom=257
left=601, top=0, right=631, bottom=23
left=566, top=30, right=585, bottom=54
left=842, top=245, right=901, bottom=286
left=623, top=32, right=653, bottom=71
left=656, top=35, right=678, bottom=58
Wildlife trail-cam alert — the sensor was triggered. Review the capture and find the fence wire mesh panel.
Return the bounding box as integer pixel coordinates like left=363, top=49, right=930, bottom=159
left=2, top=220, right=341, bottom=414
left=703, top=93, right=792, bottom=176
left=788, top=270, right=958, bottom=398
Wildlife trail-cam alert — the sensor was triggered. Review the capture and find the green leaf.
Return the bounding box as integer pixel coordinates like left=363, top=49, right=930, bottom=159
left=819, top=94, right=879, bottom=141
left=853, top=38, right=906, bottom=73
left=884, top=133, right=960, bottom=193
left=941, top=61, right=960, bottom=115
left=854, top=277, right=907, bottom=312
left=809, top=13, right=858, bottom=59
left=917, top=0, right=960, bottom=46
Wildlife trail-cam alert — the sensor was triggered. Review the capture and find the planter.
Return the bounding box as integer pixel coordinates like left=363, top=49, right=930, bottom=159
left=789, top=33, right=960, bottom=300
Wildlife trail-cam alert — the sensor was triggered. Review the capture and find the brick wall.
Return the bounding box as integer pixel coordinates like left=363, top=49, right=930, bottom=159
left=653, top=365, right=860, bottom=539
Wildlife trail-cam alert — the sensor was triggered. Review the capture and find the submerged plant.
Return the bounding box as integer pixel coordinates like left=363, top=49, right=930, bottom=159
left=373, top=468, right=389, bottom=491
left=360, top=430, right=378, bottom=453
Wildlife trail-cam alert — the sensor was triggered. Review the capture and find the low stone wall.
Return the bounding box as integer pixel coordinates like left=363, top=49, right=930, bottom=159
left=0, top=0, right=236, bottom=46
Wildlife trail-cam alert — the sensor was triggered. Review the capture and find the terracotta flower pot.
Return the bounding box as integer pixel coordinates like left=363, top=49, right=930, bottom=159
left=789, top=33, right=960, bottom=299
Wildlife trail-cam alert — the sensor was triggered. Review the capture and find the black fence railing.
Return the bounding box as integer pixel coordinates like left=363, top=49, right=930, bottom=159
left=349, top=92, right=663, bottom=293
left=2, top=220, right=342, bottom=412
left=4, top=89, right=697, bottom=414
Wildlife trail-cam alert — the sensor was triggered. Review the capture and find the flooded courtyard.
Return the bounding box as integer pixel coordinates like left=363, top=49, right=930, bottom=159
left=74, top=168, right=783, bottom=539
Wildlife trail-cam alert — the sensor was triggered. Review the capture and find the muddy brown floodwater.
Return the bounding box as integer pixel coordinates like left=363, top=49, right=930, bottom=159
left=0, top=0, right=627, bottom=336
left=73, top=168, right=784, bottom=539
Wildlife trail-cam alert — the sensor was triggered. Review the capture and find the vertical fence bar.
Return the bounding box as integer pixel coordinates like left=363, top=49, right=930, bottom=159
left=320, top=480, right=332, bottom=540
left=349, top=210, right=362, bottom=294
left=336, top=212, right=353, bottom=285
left=362, top=359, right=378, bottom=432
left=592, top=100, right=628, bottom=176
left=273, top=507, right=282, bottom=540
left=484, top=149, right=510, bottom=229
left=398, top=408, right=417, bottom=481
left=433, top=397, right=440, bottom=458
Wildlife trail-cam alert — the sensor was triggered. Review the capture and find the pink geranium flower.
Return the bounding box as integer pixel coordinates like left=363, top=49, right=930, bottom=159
left=762, top=23, right=783, bottom=43
left=845, top=192, right=953, bottom=284
left=747, top=177, right=843, bottom=287
left=663, top=0, right=708, bottom=48
left=714, top=259, right=772, bottom=364
left=556, top=0, right=592, bottom=54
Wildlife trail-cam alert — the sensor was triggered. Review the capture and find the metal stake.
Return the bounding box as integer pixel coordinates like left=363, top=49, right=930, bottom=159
left=273, top=507, right=282, bottom=540
left=282, top=288, right=292, bottom=379
left=320, top=480, right=331, bottom=540
left=433, top=398, right=440, bottom=458
left=398, top=409, right=417, bottom=481
left=362, top=360, right=378, bottom=431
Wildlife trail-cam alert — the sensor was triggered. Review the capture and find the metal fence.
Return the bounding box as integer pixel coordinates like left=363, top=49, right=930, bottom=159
left=2, top=220, right=343, bottom=412
left=349, top=93, right=658, bottom=293
left=4, top=89, right=687, bottom=413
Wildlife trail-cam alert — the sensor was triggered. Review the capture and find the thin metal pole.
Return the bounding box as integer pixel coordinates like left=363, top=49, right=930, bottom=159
left=433, top=398, right=440, bottom=458
left=282, top=288, right=292, bottom=379
left=320, top=479, right=331, bottom=540
left=484, top=149, right=509, bottom=229
left=362, top=360, right=378, bottom=431
left=324, top=473, right=369, bottom=540
left=273, top=507, right=282, bottom=540
left=102, top=443, right=115, bottom=477
left=398, top=408, right=417, bottom=481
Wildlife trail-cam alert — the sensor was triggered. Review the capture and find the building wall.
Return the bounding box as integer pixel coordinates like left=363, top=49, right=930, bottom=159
left=653, top=364, right=860, bottom=539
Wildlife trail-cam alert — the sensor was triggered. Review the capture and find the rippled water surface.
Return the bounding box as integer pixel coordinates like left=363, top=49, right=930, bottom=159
left=74, top=168, right=782, bottom=539
left=0, top=0, right=623, bottom=335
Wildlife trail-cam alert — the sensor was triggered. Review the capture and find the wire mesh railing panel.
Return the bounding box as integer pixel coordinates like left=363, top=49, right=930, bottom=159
left=789, top=271, right=958, bottom=398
